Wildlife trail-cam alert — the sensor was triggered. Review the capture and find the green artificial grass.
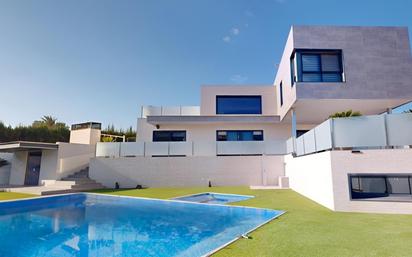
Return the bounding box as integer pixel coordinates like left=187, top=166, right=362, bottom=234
left=0, top=192, right=36, bottom=201
left=93, top=187, right=412, bottom=257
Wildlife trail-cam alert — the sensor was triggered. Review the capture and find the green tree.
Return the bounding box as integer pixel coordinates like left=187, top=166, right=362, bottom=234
left=101, top=124, right=136, bottom=142
left=0, top=116, right=70, bottom=143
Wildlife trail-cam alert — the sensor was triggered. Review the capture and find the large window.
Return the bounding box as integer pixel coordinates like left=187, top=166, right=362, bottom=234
left=291, top=50, right=343, bottom=83
left=216, top=96, right=262, bottom=115
left=153, top=131, right=186, bottom=142
left=349, top=174, right=412, bottom=200
left=216, top=130, right=263, bottom=141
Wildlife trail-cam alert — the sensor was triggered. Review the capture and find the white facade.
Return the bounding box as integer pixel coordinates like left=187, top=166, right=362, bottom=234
left=0, top=122, right=100, bottom=187
left=286, top=149, right=412, bottom=214
left=88, top=25, right=412, bottom=214
left=5, top=143, right=96, bottom=186
left=90, top=155, right=284, bottom=188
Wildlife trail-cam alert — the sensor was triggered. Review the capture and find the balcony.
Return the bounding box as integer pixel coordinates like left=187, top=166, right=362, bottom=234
left=96, top=140, right=287, bottom=158
left=293, top=113, right=412, bottom=156
left=141, top=106, right=201, bottom=118
left=140, top=105, right=280, bottom=125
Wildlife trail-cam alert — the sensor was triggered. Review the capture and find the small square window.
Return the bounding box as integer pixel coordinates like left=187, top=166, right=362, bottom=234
left=292, top=49, right=343, bottom=83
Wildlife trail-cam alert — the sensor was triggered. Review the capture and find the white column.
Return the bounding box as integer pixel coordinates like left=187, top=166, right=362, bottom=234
left=291, top=108, right=297, bottom=155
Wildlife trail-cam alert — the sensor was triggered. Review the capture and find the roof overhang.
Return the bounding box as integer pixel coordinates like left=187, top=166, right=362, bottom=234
left=146, top=115, right=281, bottom=125
left=284, top=98, right=412, bottom=124
left=0, top=141, right=59, bottom=153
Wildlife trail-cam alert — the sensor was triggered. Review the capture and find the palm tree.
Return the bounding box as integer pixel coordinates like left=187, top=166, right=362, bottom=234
left=329, top=110, right=362, bottom=118
left=41, top=115, right=57, bottom=128
left=32, top=115, right=60, bottom=128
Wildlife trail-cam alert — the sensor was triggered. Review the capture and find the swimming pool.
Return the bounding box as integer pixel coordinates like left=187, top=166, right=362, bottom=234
left=173, top=192, right=253, bottom=204
left=0, top=193, right=283, bottom=257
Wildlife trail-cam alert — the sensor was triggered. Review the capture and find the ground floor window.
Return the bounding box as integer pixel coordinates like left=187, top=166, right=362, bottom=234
left=153, top=131, right=186, bottom=142
left=216, top=130, right=263, bottom=141
left=349, top=174, right=412, bottom=200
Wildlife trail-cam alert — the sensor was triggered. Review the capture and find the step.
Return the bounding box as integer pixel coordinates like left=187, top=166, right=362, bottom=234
left=61, top=177, right=96, bottom=183
left=70, top=183, right=105, bottom=190
left=52, top=181, right=76, bottom=187
left=41, top=185, right=105, bottom=195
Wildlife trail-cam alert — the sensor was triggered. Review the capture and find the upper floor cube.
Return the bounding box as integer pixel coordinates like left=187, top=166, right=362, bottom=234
left=275, top=26, right=412, bottom=120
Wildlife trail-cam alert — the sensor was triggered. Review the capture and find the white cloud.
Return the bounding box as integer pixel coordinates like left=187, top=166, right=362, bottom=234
left=231, top=28, right=240, bottom=36
left=230, top=74, right=248, bottom=84
left=222, top=36, right=231, bottom=43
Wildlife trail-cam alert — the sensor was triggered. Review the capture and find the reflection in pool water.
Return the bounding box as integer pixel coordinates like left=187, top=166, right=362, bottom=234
left=0, top=194, right=283, bottom=257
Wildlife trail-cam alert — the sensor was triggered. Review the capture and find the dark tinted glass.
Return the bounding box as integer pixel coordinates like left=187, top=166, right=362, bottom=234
left=349, top=175, right=412, bottom=200
left=301, top=54, right=321, bottom=72
left=153, top=131, right=186, bottom=142
left=295, top=50, right=343, bottom=83
left=279, top=82, right=283, bottom=106
left=387, top=177, right=410, bottom=194
left=216, top=96, right=262, bottom=114
left=216, top=130, right=263, bottom=141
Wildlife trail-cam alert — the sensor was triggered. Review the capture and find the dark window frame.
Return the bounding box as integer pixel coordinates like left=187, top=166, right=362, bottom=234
left=216, top=130, right=264, bottom=141
left=216, top=95, right=262, bottom=115
left=349, top=174, right=412, bottom=201
left=290, top=56, right=296, bottom=87
left=291, top=49, right=344, bottom=83
left=152, top=130, right=187, bottom=142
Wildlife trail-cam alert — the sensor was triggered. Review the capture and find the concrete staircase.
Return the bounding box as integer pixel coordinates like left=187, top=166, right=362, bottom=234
left=7, top=167, right=105, bottom=195
left=42, top=167, right=105, bottom=195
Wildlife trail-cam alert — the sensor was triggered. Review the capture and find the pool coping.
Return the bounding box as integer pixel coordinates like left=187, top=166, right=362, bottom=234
left=170, top=192, right=255, bottom=202
left=0, top=192, right=286, bottom=257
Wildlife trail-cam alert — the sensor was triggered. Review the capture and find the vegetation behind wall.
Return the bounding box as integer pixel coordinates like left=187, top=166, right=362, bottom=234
left=0, top=117, right=137, bottom=143
left=101, top=124, right=136, bottom=142
left=0, top=116, right=70, bottom=143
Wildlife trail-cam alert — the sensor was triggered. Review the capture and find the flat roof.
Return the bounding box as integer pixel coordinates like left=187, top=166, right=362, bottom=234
left=0, top=141, right=59, bottom=152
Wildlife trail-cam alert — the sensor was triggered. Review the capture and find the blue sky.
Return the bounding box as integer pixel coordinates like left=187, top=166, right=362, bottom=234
left=0, top=0, right=411, bottom=129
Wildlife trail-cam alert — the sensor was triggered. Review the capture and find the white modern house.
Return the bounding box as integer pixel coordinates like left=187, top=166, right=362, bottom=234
left=91, top=25, right=412, bottom=214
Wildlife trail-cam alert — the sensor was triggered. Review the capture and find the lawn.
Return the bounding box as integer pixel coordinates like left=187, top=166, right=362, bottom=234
left=1, top=188, right=411, bottom=256
left=0, top=192, right=35, bottom=201
left=93, top=187, right=412, bottom=257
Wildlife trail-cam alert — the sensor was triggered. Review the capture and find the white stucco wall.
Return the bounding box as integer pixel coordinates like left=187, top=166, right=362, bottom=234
left=137, top=118, right=292, bottom=142
left=9, top=151, right=28, bottom=185
left=70, top=128, right=101, bottom=145
left=55, top=143, right=96, bottom=179
left=38, top=150, right=59, bottom=181
left=286, top=149, right=412, bottom=214
left=285, top=152, right=335, bottom=210
left=331, top=149, right=412, bottom=214
left=0, top=153, right=13, bottom=185
left=273, top=27, right=297, bottom=120
left=90, top=155, right=285, bottom=188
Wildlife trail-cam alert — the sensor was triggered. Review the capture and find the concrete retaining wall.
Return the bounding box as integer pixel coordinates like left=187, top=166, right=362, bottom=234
left=286, top=149, right=412, bottom=214
left=90, top=155, right=285, bottom=188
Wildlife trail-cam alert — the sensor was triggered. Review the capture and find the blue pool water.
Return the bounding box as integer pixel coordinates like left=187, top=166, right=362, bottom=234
left=173, top=193, right=253, bottom=204
left=0, top=193, right=283, bottom=257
